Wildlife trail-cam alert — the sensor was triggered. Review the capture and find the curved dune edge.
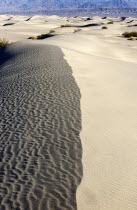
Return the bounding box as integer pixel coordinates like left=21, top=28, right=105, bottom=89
left=0, top=42, right=82, bottom=210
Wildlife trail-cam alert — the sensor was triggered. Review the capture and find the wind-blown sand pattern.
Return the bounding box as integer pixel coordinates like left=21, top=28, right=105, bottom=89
left=0, top=42, right=82, bottom=210
left=1, top=14, right=137, bottom=210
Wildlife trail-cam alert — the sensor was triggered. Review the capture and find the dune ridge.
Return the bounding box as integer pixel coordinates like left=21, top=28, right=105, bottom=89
left=0, top=42, right=82, bottom=210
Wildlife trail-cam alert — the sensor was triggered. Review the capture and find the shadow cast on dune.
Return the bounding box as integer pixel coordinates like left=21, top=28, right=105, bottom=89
left=120, top=17, right=127, bottom=21
left=0, top=42, right=83, bottom=210
left=25, top=17, right=31, bottom=21
left=5, top=17, right=12, bottom=21
left=3, top=23, right=15, bottom=26
left=77, top=23, right=101, bottom=28
left=0, top=46, right=14, bottom=67
left=0, top=44, right=27, bottom=70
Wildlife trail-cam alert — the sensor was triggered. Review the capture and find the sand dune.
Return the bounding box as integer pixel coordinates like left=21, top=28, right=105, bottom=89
left=0, top=42, right=82, bottom=209
left=0, top=14, right=137, bottom=210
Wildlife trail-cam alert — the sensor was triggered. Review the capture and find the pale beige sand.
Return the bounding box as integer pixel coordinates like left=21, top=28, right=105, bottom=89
left=64, top=50, right=137, bottom=210
left=1, top=15, right=137, bottom=210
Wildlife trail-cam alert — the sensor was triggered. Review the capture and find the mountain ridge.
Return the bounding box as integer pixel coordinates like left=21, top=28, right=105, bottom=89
left=0, top=0, right=137, bottom=9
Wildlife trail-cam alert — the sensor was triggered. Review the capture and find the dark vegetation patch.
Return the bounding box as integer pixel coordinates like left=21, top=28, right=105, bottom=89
left=60, top=24, right=72, bottom=27
left=107, top=21, right=114, bottom=24
left=127, top=37, right=136, bottom=40
left=122, top=31, right=137, bottom=40
left=28, top=30, right=56, bottom=40
left=0, top=38, right=9, bottom=48
left=28, top=33, right=55, bottom=40
left=122, top=31, right=137, bottom=38
left=102, top=26, right=108, bottom=29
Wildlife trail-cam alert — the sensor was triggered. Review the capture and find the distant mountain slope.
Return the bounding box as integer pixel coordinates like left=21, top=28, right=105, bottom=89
left=105, top=0, right=129, bottom=7
left=0, top=0, right=86, bottom=8
left=80, top=0, right=137, bottom=8
left=0, top=0, right=137, bottom=9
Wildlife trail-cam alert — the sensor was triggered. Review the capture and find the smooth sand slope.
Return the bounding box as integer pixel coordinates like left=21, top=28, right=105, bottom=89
left=0, top=42, right=82, bottom=210
left=0, top=15, right=137, bottom=210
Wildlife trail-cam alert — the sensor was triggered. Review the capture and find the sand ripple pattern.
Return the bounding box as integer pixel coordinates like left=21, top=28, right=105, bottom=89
left=0, top=42, right=82, bottom=210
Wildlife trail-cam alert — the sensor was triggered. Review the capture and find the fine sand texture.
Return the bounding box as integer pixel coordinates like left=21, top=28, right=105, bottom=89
left=0, top=42, right=82, bottom=210
left=0, top=14, right=137, bottom=210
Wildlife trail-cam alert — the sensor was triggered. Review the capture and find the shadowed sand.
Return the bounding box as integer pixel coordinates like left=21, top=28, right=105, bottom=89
left=0, top=42, right=82, bottom=210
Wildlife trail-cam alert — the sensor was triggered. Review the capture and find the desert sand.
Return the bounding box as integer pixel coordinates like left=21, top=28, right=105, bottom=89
left=0, top=14, right=137, bottom=210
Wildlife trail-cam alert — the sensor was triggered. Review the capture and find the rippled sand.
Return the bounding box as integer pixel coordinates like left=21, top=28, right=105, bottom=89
left=0, top=42, right=82, bottom=209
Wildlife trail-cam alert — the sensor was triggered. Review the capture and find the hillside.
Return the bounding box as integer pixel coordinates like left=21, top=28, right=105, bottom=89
left=0, top=0, right=137, bottom=9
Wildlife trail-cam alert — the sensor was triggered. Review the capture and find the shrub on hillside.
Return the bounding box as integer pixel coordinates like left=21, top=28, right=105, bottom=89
left=28, top=33, right=54, bottom=40
left=28, top=36, right=37, bottom=40
left=0, top=38, right=9, bottom=48
left=107, top=21, right=114, bottom=24
left=127, top=37, right=136, bottom=40
left=122, top=31, right=137, bottom=38
left=102, top=26, right=108, bottom=29
left=60, top=24, right=71, bottom=27
left=37, top=34, right=49, bottom=39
